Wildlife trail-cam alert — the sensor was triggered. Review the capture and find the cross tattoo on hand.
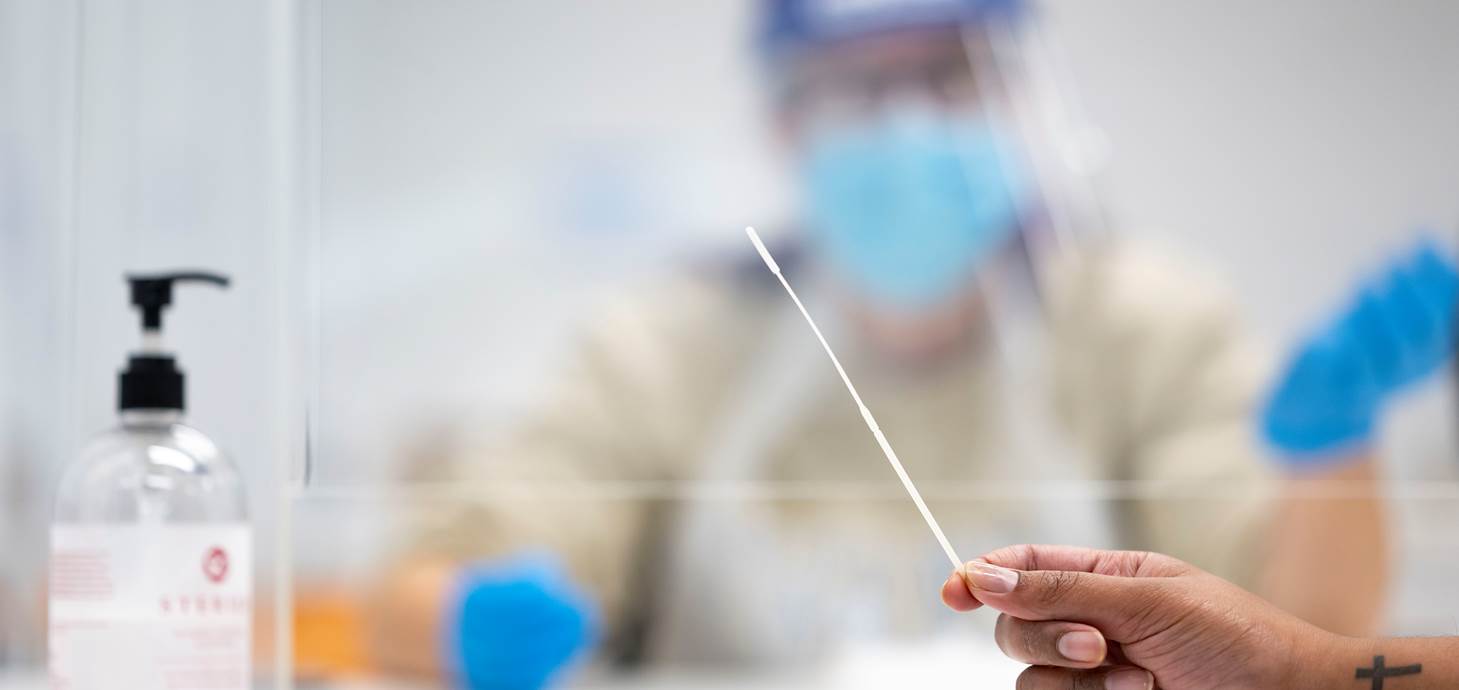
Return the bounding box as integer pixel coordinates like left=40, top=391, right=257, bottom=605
left=1356, top=655, right=1422, bottom=689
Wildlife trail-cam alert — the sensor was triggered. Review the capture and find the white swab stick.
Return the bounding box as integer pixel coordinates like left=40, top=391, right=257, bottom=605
left=745, top=226, right=962, bottom=568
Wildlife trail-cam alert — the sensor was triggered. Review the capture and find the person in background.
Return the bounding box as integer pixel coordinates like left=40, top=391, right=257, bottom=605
left=367, top=1, right=1455, bottom=687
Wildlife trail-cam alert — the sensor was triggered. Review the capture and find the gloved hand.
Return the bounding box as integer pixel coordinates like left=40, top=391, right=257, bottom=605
left=1261, top=240, right=1459, bottom=464
left=447, top=553, right=599, bottom=690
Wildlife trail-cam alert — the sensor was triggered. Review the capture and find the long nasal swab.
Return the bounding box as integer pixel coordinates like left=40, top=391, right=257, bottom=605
left=745, top=226, right=962, bottom=569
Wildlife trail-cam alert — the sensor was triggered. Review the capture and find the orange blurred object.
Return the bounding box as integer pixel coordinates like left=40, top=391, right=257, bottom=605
left=254, top=582, right=373, bottom=680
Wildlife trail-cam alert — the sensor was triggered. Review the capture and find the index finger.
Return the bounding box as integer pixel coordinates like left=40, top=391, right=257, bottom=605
left=941, top=545, right=1189, bottom=614
left=980, top=545, right=1188, bottom=578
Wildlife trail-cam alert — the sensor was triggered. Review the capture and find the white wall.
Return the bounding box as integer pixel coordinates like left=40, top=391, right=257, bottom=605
left=1044, top=0, right=1459, bottom=340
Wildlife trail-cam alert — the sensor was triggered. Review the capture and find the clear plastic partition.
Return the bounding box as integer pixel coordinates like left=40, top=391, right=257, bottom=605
left=284, top=2, right=1459, bottom=690
left=4, top=2, right=1458, bottom=689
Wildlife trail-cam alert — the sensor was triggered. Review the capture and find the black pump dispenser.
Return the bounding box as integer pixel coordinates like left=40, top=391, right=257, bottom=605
left=119, top=271, right=230, bottom=411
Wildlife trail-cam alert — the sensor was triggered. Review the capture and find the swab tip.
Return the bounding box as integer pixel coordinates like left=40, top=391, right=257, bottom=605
left=745, top=226, right=781, bottom=275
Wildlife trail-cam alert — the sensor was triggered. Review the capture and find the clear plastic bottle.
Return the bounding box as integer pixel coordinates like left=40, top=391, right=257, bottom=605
left=55, top=409, right=246, bottom=524
left=49, top=272, right=250, bottom=690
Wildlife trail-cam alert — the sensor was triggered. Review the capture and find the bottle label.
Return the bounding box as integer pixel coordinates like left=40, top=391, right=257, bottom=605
left=49, top=524, right=251, bottom=690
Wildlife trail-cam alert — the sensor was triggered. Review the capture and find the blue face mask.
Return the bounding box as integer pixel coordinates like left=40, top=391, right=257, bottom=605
left=801, top=111, right=1026, bottom=309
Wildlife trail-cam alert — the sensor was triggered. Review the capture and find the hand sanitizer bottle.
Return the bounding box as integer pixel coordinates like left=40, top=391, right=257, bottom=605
left=49, top=271, right=250, bottom=690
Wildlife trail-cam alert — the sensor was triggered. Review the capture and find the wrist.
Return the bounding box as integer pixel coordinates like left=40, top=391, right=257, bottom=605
left=1283, top=627, right=1364, bottom=690
left=1265, top=432, right=1379, bottom=467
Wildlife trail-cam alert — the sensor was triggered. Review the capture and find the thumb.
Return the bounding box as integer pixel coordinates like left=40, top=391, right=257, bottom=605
left=961, top=561, right=1172, bottom=642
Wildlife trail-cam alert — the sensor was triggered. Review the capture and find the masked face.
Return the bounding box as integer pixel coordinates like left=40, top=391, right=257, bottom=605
left=801, top=107, right=1026, bottom=310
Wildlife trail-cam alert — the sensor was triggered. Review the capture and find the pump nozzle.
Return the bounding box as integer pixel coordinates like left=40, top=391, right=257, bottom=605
left=119, top=270, right=231, bottom=412
left=127, top=271, right=230, bottom=331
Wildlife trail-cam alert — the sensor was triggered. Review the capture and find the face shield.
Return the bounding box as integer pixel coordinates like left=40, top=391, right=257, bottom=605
left=763, top=0, right=1110, bottom=318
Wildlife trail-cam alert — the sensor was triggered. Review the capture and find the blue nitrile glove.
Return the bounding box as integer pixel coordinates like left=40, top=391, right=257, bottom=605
left=1262, top=240, right=1459, bottom=464
left=446, top=553, right=599, bottom=690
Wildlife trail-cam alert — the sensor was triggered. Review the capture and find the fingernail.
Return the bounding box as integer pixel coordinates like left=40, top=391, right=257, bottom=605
left=1105, top=668, right=1153, bottom=690
left=962, top=561, right=1018, bottom=594
left=1056, top=630, right=1104, bottom=664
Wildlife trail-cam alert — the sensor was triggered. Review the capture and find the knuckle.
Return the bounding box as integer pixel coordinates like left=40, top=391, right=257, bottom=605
left=1147, top=550, right=1196, bottom=576
left=1014, top=666, right=1046, bottom=690
left=1017, top=666, right=1093, bottom=690
left=1035, top=569, right=1082, bottom=609
left=1072, top=671, right=1108, bottom=690
left=1113, top=549, right=1153, bottom=576
left=1002, top=618, right=1096, bottom=668
left=1014, top=543, right=1040, bottom=570
left=1020, top=620, right=1052, bottom=663
left=986, top=544, right=1033, bottom=570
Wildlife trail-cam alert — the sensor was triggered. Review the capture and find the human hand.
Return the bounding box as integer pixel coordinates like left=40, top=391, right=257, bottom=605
left=1261, top=240, right=1459, bottom=464
left=940, top=545, right=1335, bottom=690
left=449, top=554, right=598, bottom=690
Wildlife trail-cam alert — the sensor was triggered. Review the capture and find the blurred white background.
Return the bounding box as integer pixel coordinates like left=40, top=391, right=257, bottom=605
left=3, top=0, right=1459, bottom=674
